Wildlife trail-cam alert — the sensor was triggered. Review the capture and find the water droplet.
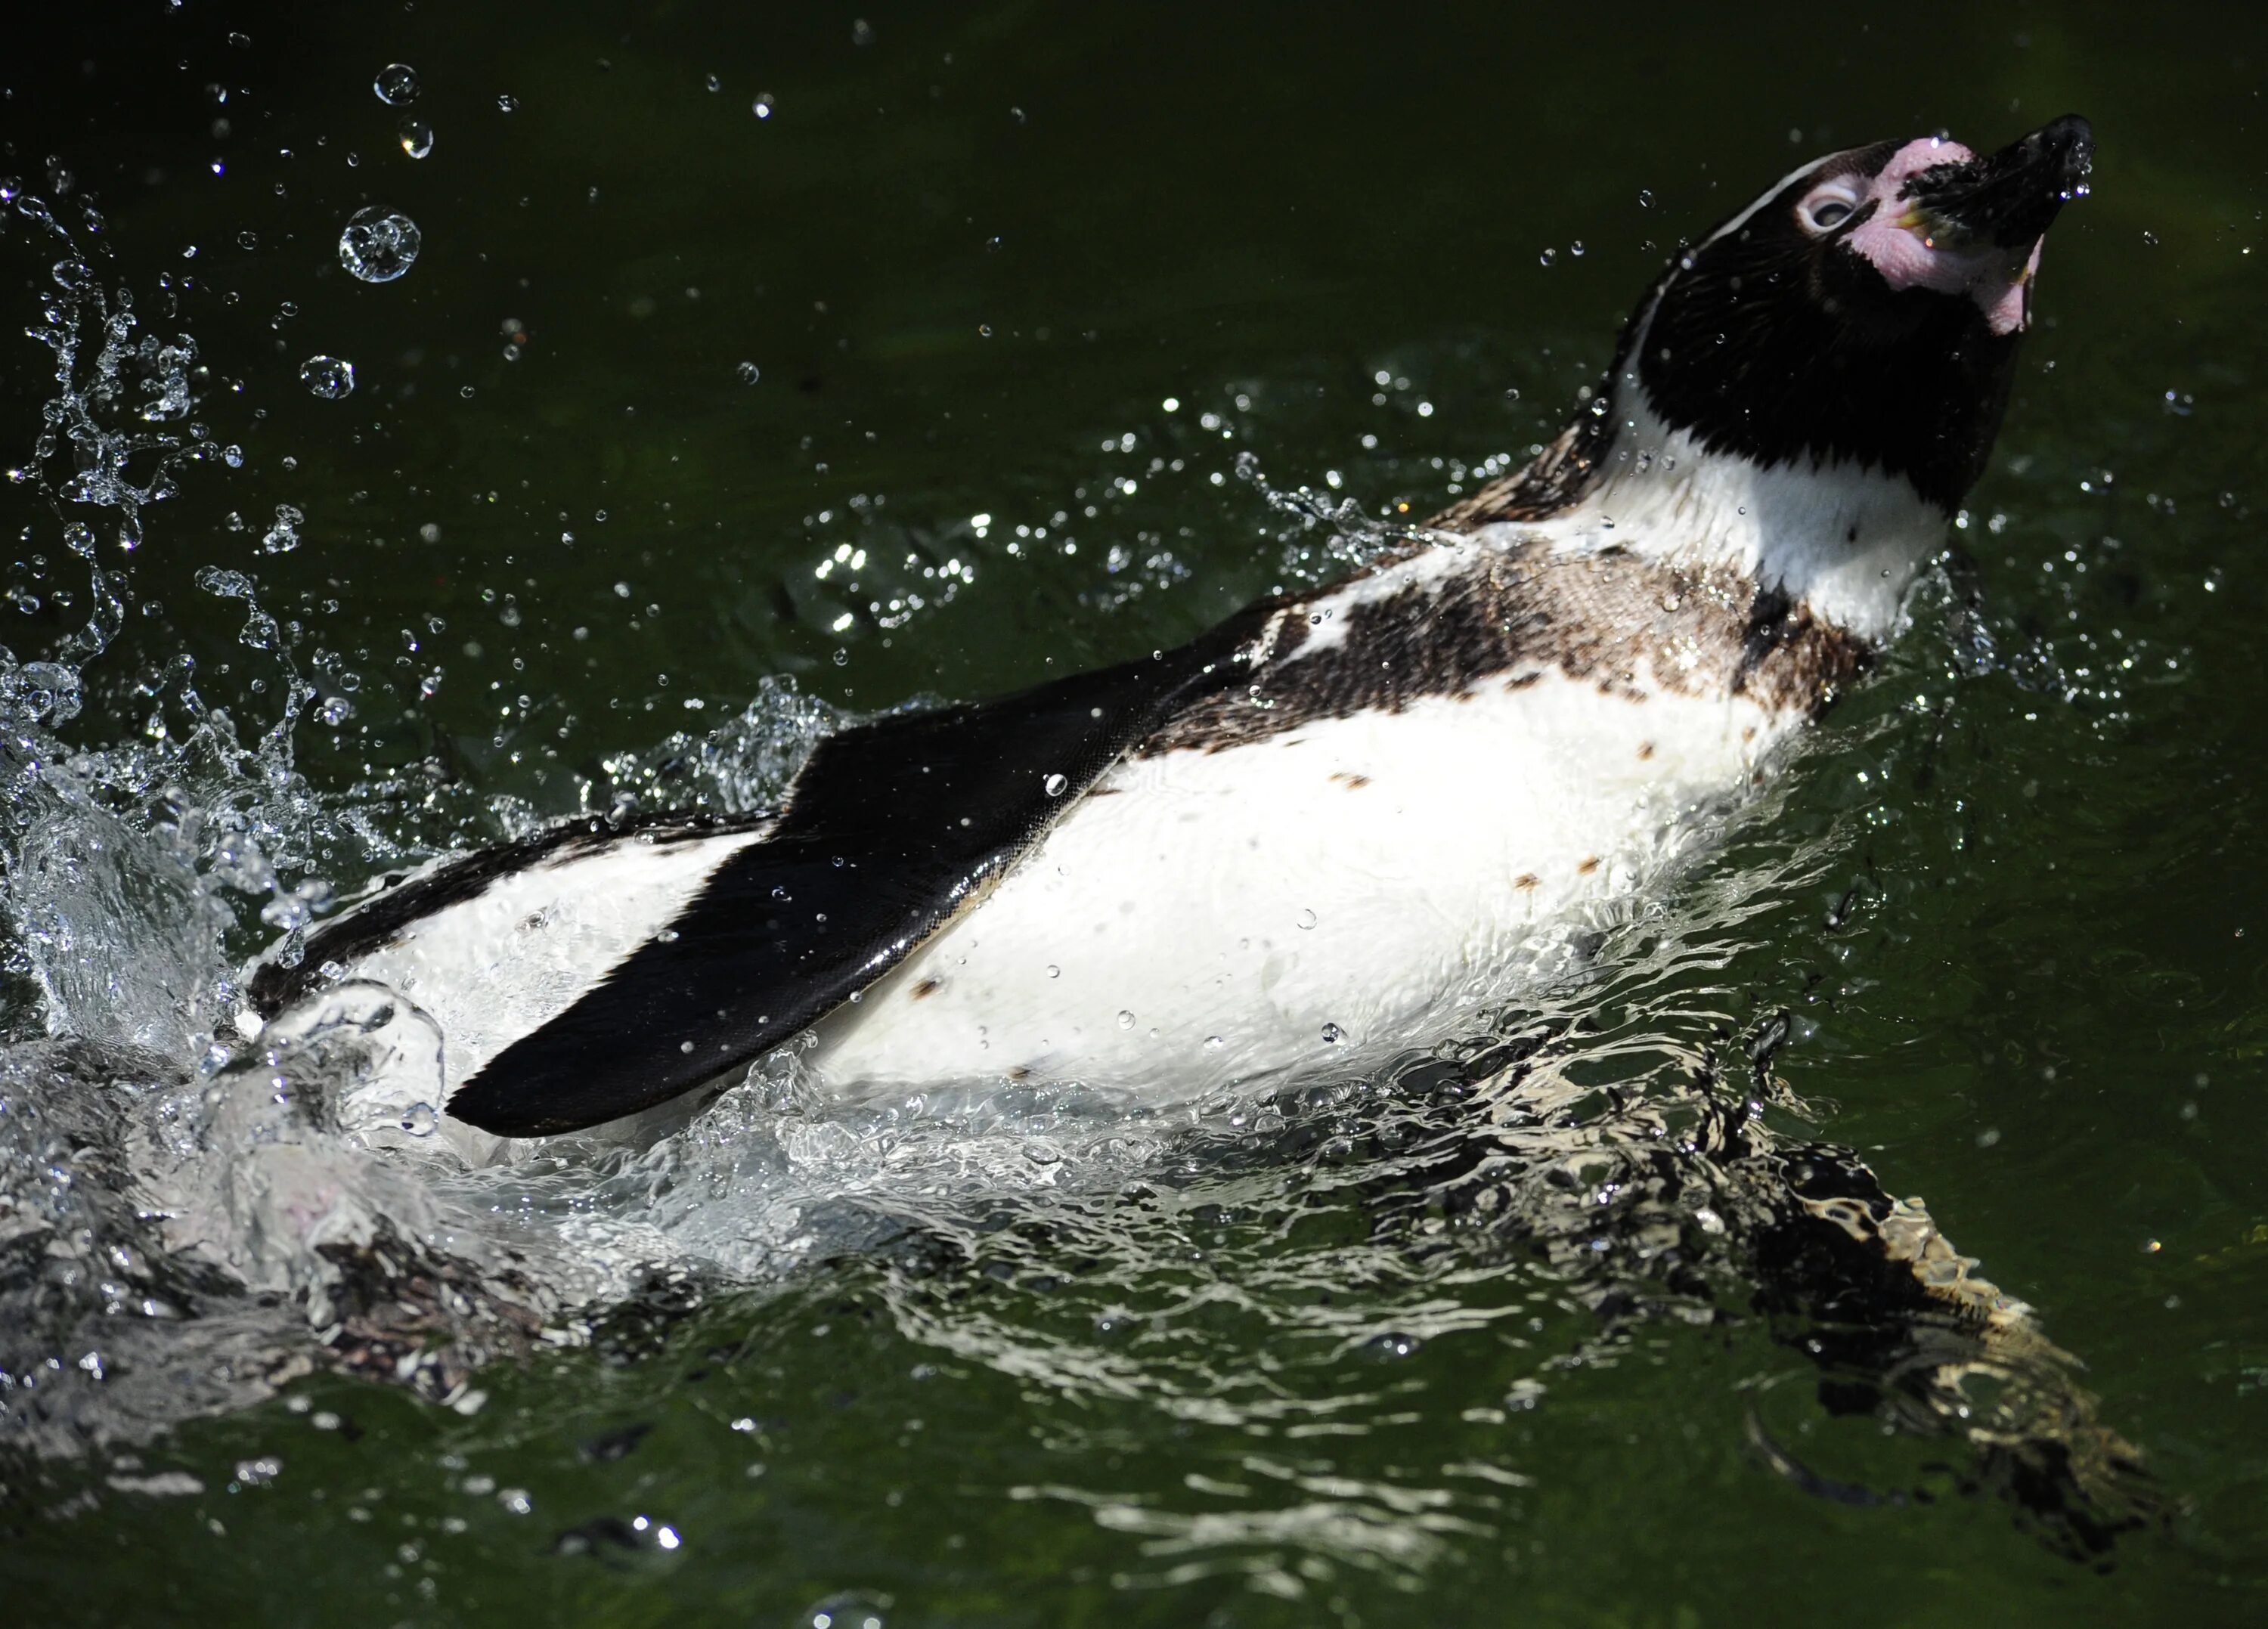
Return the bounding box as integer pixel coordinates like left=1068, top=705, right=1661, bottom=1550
left=261, top=503, right=303, bottom=553
left=705, top=73, right=722, bottom=93
left=1569, top=240, right=1585, bottom=257
left=1204, top=1035, right=1224, bottom=1050
left=299, top=355, right=355, bottom=399
left=317, top=695, right=354, bottom=725
left=398, top=118, right=434, bottom=159
left=1639, top=188, right=1656, bottom=209
left=1117, top=1009, right=1136, bottom=1030
left=753, top=93, right=776, bottom=119
left=736, top=361, right=761, bottom=384
left=851, top=17, right=875, bottom=45
left=337, top=206, right=421, bottom=282
left=1043, top=772, right=1067, bottom=797
left=401, top=1102, right=437, bottom=1136
left=1295, top=908, right=1317, bottom=930
left=1320, top=1021, right=1344, bottom=1044
left=1538, top=246, right=1558, bottom=267
left=1046, top=965, right=1060, bottom=979
left=2142, top=230, right=2160, bottom=247
left=800, top=1593, right=888, bottom=1629
left=373, top=63, right=419, bottom=105
left=497, top=93, right=519, bottom=113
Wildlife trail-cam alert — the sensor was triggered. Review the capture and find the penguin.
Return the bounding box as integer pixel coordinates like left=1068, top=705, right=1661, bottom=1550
left=245, top=116, right=2094, bottom=1150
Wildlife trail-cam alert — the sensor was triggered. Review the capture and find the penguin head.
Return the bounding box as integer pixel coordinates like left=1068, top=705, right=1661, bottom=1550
left=1625, top=116, right=2093, bottom=514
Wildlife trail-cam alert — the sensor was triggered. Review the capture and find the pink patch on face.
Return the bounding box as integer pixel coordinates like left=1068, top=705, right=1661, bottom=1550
left=1845, top=137, right=2039, bottom=336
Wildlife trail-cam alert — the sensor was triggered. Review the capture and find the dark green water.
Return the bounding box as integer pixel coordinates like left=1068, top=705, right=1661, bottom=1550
left=3, top=2, right=2265, bottom=1623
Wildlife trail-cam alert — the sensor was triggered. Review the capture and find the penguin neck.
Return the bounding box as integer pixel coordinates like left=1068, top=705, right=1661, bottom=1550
left=1526, top=387, right=1950, bottom=645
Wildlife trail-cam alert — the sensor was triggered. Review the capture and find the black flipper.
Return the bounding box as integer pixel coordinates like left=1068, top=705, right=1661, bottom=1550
left=447, top=612, right=1272, bottom=1137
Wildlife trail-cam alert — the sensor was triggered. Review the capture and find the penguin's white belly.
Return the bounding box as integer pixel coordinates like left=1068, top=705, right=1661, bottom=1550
left=286, top=832, right=767, bottom=1098
left=268, top=669, right=1792, bottom=1144
left=807, top=670, right=1787, bottom=1098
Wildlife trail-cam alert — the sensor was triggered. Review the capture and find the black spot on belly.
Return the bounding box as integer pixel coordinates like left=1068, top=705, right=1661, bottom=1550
left=911, top=977, right=943, bottom=1000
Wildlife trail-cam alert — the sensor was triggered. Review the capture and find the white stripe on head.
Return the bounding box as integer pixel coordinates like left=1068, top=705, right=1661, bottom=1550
left=1697, top=154, right=1836, bottom=248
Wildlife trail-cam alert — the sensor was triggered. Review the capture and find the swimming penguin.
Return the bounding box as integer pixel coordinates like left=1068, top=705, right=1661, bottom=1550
left=246, top=116, right=2093, bottom=1148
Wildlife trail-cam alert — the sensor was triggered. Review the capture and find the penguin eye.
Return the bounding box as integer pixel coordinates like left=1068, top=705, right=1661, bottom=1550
left=1798, top=184, right=1864, bottom=236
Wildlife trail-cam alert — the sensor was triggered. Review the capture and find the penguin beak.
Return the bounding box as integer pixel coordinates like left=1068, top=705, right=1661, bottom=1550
left=1898, top=114, right=2095, bottom=251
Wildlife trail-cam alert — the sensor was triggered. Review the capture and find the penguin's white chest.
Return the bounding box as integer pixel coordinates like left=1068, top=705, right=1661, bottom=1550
left=807, top=668, right=1789, bottom=1098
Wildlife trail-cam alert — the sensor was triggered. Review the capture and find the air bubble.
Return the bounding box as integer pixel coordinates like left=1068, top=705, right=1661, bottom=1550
left=299, top=355, right=355, bottom=399
left=373, top=63, right=419, bottom=105
left=337, top=206, right=420, bottom=282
